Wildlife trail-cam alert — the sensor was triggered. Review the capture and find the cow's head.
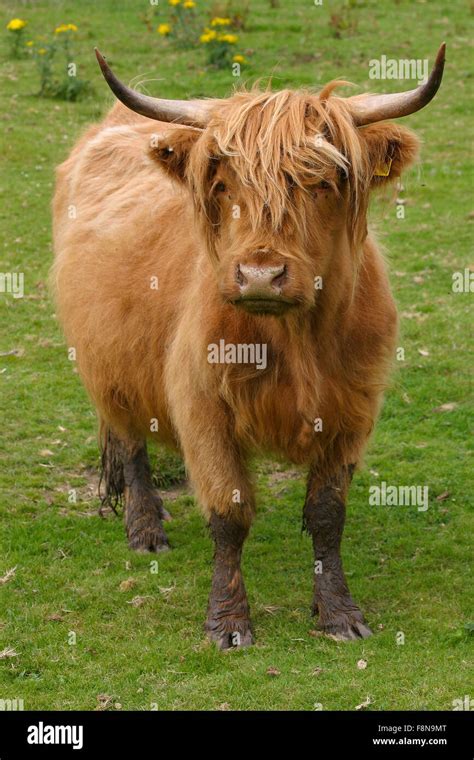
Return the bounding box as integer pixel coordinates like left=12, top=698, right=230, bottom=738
left=96, top=45, right=445, bottom=317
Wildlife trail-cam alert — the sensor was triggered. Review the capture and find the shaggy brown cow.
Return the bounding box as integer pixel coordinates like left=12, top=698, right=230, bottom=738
left=51, top=45, right=445, bottom=648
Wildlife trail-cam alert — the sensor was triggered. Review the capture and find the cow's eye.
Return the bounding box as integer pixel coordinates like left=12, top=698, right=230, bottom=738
left=316, top=180, right=332, bottom=191
left=215, top=181, right=226, bottom=193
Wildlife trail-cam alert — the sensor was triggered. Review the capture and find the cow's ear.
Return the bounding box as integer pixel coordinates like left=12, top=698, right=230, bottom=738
left=360, top=122, right=420, bottom=187
left=148, top=127, right=201, bottom=184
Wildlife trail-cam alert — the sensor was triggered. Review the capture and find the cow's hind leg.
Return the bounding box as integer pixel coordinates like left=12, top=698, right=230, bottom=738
left=101, top=427, right=170, bottom=553
left=303, top=464, right=372, bottom=640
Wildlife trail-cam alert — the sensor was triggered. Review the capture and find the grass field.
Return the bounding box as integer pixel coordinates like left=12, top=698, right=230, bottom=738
left=0, top=0, right=472, bottom=711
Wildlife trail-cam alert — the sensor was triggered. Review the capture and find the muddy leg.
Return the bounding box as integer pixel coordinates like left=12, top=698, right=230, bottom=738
left=167, top=389, right=254, bottom=648
left=101, top=428, right=171, bottom=553
left=303, top=464, right=372, bottom=640
left=205, top=512, right=253, bottom=650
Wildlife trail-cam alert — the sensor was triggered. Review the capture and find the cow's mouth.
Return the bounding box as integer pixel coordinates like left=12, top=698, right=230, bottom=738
left=231, top=297, right=297, bottom=316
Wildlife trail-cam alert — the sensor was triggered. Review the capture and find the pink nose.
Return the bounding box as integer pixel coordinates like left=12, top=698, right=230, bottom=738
left=236, top=264, right=287, bottom=298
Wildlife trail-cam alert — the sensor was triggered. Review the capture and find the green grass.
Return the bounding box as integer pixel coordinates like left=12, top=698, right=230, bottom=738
left=0, top=0, right=472, bottom=711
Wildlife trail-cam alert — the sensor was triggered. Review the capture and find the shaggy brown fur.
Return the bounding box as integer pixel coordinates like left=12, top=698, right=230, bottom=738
left=51, top=83, right=420, bottom=646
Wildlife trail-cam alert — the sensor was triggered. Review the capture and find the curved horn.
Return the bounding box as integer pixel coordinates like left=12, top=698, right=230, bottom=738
left=95, top=48, right=215, bottom=127
left=348, top=43, right=446, bottom=126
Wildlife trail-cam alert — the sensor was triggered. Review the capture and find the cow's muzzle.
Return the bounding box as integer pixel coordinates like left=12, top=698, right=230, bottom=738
left=231, top=264, right=297, bottom=315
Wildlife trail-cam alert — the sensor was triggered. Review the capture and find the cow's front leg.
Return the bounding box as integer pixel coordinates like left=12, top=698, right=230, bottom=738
left=303, top=465, right=372, bottom=640
left=169, top=389, right=254, bottom=649
left=206, top=511, right=253, bottom=649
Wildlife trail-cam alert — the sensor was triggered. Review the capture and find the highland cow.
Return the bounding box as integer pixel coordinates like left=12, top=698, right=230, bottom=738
left=51, top=45, right=445, bottom=648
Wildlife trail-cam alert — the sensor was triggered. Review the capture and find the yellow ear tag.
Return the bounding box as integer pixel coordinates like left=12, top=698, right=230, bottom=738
left=374, top=157, right=393, bottom=177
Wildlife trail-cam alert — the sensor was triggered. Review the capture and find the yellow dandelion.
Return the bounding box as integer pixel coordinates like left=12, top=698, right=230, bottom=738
left=200, top=29, right=217, bottom=43
left=26, top=40, right=34, bottom=47
left=233, top=54, right=245, bottom=64
left=7, top=18, right=27, bottom=31
left=218, top=33, right=238, bottom=44
left=158, top=23, right=171, bottom=36
left=210, top=17, right=231, bottom=27
left=183, top=0, right=196, bottom=7
left=38, top=48, right=47, bottom=55
left=55, top=22, right=78, bottom=34
left=168, top=0, right=181, bottom=5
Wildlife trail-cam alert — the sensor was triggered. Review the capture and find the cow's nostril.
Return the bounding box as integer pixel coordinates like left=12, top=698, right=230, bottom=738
left=236, top=264, right=247, bottom=286
left=271, top=265, right=286, bottom=289
left=237, top=264, right=286, bottom=293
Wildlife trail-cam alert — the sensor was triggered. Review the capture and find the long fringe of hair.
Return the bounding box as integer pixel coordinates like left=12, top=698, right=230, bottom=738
left=189, top=83, right=374, bottom=261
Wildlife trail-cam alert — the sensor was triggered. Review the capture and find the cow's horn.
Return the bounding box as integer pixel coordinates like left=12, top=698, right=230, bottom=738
left=348, top=43, right=446, bottom=125
left=95, top=48, right=215, bottom=127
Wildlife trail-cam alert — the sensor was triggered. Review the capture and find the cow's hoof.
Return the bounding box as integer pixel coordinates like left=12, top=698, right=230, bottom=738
left=318, top=611, right=372, bottom=641
left=206, top=625, right=253, bottom=650
left=323, top=620, right=372, bottom=641
left=128, top=527, right=170, bottom=554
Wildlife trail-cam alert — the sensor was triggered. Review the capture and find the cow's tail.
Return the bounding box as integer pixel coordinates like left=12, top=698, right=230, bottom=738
left=98, top=422, right=124, bottom=514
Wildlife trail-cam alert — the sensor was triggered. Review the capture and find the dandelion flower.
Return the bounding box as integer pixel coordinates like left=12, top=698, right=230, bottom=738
left=7, top=18, right=27, bottom=31
left=233, top=54, right=245, bottom=64
left=200, top=29, right=218, bottom=43
left=158, top=23, right=171, bottom=36
left=55, top=22, right=77, bottom=34
left=210, top=17, right=231, bottom=27
left=183, top=0, right=196, bottom=7
left=218, top=33, right=238, bottom=44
